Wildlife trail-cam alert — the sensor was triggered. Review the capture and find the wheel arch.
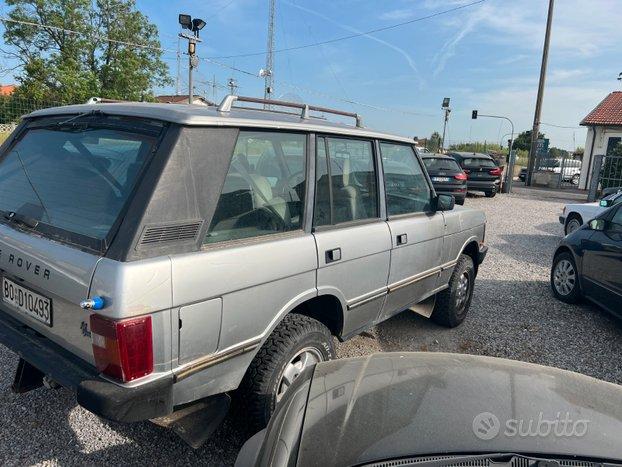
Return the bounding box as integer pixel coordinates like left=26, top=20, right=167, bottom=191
left=461, top=239, right=481, bottom=276
left=565, top=211, right=583, bottom=229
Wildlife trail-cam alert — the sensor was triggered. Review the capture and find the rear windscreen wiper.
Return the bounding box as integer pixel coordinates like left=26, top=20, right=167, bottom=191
left=3, top=211, right=39, bottom=229
left=56, top=109, right=104, bottom=127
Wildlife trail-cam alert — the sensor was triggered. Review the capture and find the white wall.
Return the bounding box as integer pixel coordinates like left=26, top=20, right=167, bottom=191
left=579, top=126, right=622, bottom=190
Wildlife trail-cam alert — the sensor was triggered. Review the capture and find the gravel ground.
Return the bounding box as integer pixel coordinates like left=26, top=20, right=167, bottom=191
left=2, top=190, right=622, bottom=466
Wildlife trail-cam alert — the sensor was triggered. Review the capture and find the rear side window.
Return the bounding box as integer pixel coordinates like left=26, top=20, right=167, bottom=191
left=205, top=131, right=306, bottom=244
left=314, top=136, right=378, bottom=226
left=422, top=157, right=461, bottom=172
left=380, top=142, right=433, bottom=215
left=461, top=157, right=496, bottom=168
left=0, top=117, right=162, bottom=249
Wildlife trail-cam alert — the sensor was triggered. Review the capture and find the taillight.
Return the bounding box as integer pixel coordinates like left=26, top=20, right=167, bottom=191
left=454, top=172, right=467, bottom=181
left=489, top=167, right=502, bottom=177
left=90, top=314, right=153, bottom=382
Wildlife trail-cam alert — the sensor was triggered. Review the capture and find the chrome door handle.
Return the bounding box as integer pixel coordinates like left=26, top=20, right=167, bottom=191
left=397, top=234, right=408, bottom=245
left=325, top=248, right=341, bottom=263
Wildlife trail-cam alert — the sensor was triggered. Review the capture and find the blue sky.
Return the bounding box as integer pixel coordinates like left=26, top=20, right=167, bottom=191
left=3, top=0, right=622, bottom=150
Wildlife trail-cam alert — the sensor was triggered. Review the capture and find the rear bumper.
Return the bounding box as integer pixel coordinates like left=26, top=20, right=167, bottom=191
left=466, top=180, right=499, bottom=191
left=0, top=308, right=173, bottom=422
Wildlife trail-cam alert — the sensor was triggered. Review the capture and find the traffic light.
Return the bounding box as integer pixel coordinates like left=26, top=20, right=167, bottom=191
left=472, top=110, right=478, bottom=119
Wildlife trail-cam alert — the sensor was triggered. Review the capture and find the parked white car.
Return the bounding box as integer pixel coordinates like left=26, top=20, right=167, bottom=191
left=559, top=190, right=622, bottom=235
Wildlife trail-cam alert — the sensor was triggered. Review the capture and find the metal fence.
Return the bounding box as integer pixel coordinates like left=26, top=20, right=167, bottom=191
left=0, top=96, right=66, bottom=128
left=588, top=153, right=622, bottom=201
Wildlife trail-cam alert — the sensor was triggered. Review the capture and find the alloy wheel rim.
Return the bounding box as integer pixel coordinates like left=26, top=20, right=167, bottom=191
left=553, top=259, right=576, bottom=296
left=455, top=272, right=470, bottom=311
left=276, top=347, right=323, bottom=403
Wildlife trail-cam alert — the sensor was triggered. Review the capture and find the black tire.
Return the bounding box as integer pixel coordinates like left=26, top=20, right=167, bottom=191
left=551, top=252, right=581, bottom=303
left=484, top=190, right=496, bottom=198
left=564, top=214, right=582, bottom=236
left=456, top=198, right=465, bottom=205
left=431, top=254, right=475, bottom=328
left=238, top=314, right=335, bottom=430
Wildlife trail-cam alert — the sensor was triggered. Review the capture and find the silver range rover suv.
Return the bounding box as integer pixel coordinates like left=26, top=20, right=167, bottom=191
left=0, top=95, right=487, bottom=443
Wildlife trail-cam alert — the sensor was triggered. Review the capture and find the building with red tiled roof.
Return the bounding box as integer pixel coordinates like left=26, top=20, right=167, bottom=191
left=578, top=91, right=622, bottom=190
left=0, top=84, right=16, bottom=96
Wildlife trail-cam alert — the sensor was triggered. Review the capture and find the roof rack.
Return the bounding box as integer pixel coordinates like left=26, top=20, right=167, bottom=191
left=217, top=95, right=363, bottom=128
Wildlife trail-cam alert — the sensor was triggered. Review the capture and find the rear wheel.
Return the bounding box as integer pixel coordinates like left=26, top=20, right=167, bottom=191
left=431, top=254, right=475, bottom=328
left=455, top=197, right=465, bottom=205
left=564, top=214, right=582, bottom=235
left=238, top=314, right=335, bottom=430
left=571, top=173, right=580, bottom=185
left=484, top=190, right=496, bottom=198
left=551, top=252, right=581, bottom=303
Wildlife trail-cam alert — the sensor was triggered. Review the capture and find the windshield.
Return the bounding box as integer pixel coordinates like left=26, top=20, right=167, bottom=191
left=422, top=157, right=461, bottom=172
left=461, top=157, right=497, bottom=168
left=0, top=116, right=163, bottom=250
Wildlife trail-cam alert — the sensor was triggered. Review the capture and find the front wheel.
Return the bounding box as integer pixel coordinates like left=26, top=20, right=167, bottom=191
left=565, top=215, right=582, bottom=235
left=238, top=314, right=335, bottom=430
left=551, top=252, right=581, bottom=303
left=431, top=254, right=475, bottom=328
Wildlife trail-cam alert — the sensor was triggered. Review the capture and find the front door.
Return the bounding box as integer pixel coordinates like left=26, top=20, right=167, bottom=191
left=379, top=142, right=445, bottom=321
left=582, top=206, right=622, bottom=312
left=312, top=136, right=391, bottom=337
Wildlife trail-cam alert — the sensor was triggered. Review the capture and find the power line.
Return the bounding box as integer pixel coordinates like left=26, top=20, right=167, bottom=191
left=540, top=122, right=582, bottom=129
left=207, top=0, right=486, bottom=59
left=0, top=15, right=438, bottom=119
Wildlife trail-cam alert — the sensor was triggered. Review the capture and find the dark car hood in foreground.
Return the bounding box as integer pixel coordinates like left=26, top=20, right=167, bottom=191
left=297, top=352, right=622, bottom=466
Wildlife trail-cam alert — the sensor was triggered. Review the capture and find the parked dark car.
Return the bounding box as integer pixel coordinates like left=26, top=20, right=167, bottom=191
left=448, top=152, right=502, bottom=197
left=519, top=167, right=527, bottom=182
left=236, top=352, right=622, bottom=467
left=551, top=200, right=622, bottom=315
left=421, top=154, right=467, bottom=205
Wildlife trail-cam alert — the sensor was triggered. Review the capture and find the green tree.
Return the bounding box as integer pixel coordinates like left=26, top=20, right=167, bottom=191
left=512, top=130, right=545, bottom=151
left=548, top=147, right=569, bottom=159
left=3, top=0, right=170, bottom=103
left=428, top=131, right=442, bottom=152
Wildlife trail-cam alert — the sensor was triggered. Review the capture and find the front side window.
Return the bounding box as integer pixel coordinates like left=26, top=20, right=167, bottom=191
left=380, top=142, right=433, bottom=215
left=0, top=116, right=162, bottom=249
left=205, top=131, right=306, bottom=244
left=314, top=137, right=378, bottom=226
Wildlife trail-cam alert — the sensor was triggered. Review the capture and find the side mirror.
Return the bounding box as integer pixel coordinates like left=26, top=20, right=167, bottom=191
left=436, top=194, right=455, bottom=211
left=588, top=218, right=606, bottom=231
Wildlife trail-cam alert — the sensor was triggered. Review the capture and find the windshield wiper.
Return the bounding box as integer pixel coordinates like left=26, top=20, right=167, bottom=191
left=389, top=452, right=618, bottom=467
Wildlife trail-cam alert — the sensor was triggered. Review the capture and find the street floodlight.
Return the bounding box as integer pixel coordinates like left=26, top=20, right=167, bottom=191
left=442, top=97, right=450, bottom=108
left=179, top=14, right=192, bottom=29
left=192, top=18, right=206, bottom=34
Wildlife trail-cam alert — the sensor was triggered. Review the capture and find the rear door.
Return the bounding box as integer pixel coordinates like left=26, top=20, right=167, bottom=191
left=581, top=207, right=622, bottom=312
left=0, top=116, right=166, bottom=362
left=312, top=136, right=391, bottom=337
left=379, top=142, right=445, bottom=321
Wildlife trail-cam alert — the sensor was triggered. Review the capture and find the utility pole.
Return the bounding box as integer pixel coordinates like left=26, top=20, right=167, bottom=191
left=440, top=97, right=451, bottom=153
left=178, top=14, right=206, bottom=104
left=262, top=0, right=276, bottom=107
left=228, top=78, right=238, bottom=95
left=526, top=0, right=554, bottom=185
left=176, top=36, right=181, bottom=95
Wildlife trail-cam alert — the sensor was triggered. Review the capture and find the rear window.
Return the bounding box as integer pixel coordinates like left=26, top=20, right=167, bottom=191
left=0, top=115, right=164, bottom=251
left=461, top=157, right=496, bottom=168
left=422, top=157, right=461, bottom=172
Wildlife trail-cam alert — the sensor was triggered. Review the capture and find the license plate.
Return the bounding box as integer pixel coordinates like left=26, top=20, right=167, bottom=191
left=432, top=177, right=450, bottom=182
left=1, top=277, right=52, bottom=326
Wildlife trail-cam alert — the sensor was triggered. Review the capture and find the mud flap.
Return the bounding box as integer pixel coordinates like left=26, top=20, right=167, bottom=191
left=12, top=358, right=44, bottom=393
left=409, top=295, right=436, bottom=319
left=151, top=393, right=231, bottom=449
